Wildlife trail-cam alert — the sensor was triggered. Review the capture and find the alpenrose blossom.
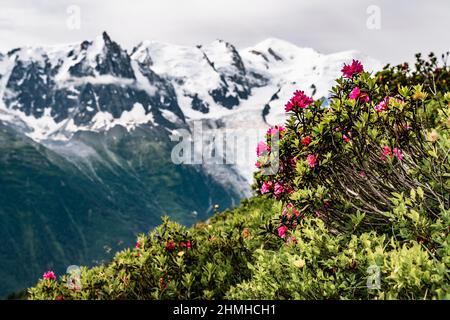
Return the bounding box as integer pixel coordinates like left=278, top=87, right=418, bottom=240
left=349, top=87, right=361, bottom=100
left=343, top=134, right=350, bottom=143
left=135, top=241, right=141, bottom=249
left=301, top=136, right=312, bottom=146
left=285, top=90, right=314, bottom=112
left=349, top=87, right=370, bottom=103
left=289, top=157, right=298, bottom=168
left=374, top=97, right=390, bottom=112
left=282, top=203, right=301, bottom=218
left=181, top=241, right=192, bottom=249
left=393, top=148, right=404, bottom=161
left=267, top=125, right=286, bottom=136
left=306, top=154, right=317, bottom=168
left=380, top=145, right=392, bottom=161
left=360, top=93, right=370, bottom=103
left=273, top=182, right=285, bottom=197
left=43, top=271, right=56, bottom=280
left=277, top=225, right=288, bottom=238
left=165, top=240, right=176, bottom=251
left=341, top=59, right=364, bottom=78
left=381, top=145, right=404, bottom=161
left=260, top=181, right=272, bottom=194
left=256, top=141, right=270, bottom=157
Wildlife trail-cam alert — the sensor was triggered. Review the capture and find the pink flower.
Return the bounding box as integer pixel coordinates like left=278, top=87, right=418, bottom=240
left=374, top=97, right=390, bottom=112
left=273, top=182, right=285, bottom=197
left=380, top=145, right=392, bottom=161
left=359, top=171, right=366, bottom=178
left=381, top=145, right=403, bottom=161
left=343, top=134, right=350, bottom=143
left=165, top=241, right=175, bottom=251
left=289, top=157, right=297, bottom=168
left=301, top=136, right=312, bottom=146
left=285, top=90, right=314, bottom=112
left=283, top=203, right=301, bottom=217
left=349, top=87, right=361, bottom=100
left=393, top=148, right=404, bottom=161
left=341, top=59, right=364, bottom=78
left=286, top=236, right=297, bottom=244
left=285, top=101, right=294, bottom=112
left=360, top=93, right=370, bottom=103
left=277, top=225, right=288, bottom=238
left=306, top=154, right=317, bottom=168
left=256, top=141, right=270, bottom=157
left=260, top=181, right=272, bottom=194
left=255, top=161, right=261, bottom=168
left=43, top=271, right=56, bottom=280
left=135, top=241, right=141, bottom=249
left=267, top=125, right=285, bottom=136
left=181, top=240, right=192, bottom=249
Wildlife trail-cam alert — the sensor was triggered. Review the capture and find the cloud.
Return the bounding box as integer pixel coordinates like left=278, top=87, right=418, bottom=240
left=0, top=0, right=449, bottom=65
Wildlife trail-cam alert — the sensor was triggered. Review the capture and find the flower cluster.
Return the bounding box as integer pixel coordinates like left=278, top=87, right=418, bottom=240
left=267, top=125, right=285, bottom=136
left=306, top=154, right=317, bottom=168
left=380, top=146, right=404, bottom=161
left=374, top=97, right=390, bottom=112
left=285, top=90, right=314, bottom=112
left=43, top=271, right=56, bottom=281
left=301, top=136, right=312, bottom=146
left=256, top=141, right=270, bottom=157
left=349, top=86, right=370, bottom=103
left=341, top=59, right=364, bottom=78
left=277, top=203, right=303, bottom=239
left=165, top=240, right=192, bottom=252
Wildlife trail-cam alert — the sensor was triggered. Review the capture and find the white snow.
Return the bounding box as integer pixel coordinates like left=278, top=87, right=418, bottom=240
left=77, top=103, right=155, bottom=132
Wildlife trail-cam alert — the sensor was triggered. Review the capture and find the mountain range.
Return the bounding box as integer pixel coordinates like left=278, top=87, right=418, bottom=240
left=0, top=32, right=381, bottom=297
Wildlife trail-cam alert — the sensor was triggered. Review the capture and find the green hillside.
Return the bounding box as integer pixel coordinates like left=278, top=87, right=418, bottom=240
left=0, top=124, right=239, bottom=297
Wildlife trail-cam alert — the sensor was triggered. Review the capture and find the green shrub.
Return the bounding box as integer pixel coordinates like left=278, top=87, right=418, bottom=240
left=254, top=57, right=450, bottom=241
left=226, top=217, right=449, bottom=300
left=28, top=198, right=279, bottom=300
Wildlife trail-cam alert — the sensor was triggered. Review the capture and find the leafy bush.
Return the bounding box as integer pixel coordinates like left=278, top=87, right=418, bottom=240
left=29, top=55, right=450, bottom=300
left=227, top=216, right=449, bottom=300
left=28, top=198, right=278, bottom=300
left=254, top=57, right=450, bottom=242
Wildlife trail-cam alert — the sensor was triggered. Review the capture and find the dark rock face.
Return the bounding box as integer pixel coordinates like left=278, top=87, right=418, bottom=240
left=199, top=40, right=254, bottom=109
left=4, top=59, right=59, bottom=118
left=69, top=32, right=136, bottom=79
left=189, top=93, right=210, bottom=113
left=268, top=47, right=283, bottom=61
left=3, top=33, right=185, bottom=130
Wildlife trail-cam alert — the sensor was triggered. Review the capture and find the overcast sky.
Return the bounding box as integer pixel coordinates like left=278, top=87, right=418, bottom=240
left=0, top=0, right=449, bottom=65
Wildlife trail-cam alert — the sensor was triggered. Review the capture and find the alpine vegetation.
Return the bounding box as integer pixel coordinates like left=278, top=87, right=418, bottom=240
left=29, top=54, right=450, bottom=300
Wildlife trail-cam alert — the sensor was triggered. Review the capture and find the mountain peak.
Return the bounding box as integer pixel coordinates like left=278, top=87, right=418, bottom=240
left=102, top=31, right=112, bottom=43
left=251, top=38, right=317, bottom=56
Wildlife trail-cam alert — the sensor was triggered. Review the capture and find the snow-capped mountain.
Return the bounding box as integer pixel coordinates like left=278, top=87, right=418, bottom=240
left=0, top=32, right=381, bottom=186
